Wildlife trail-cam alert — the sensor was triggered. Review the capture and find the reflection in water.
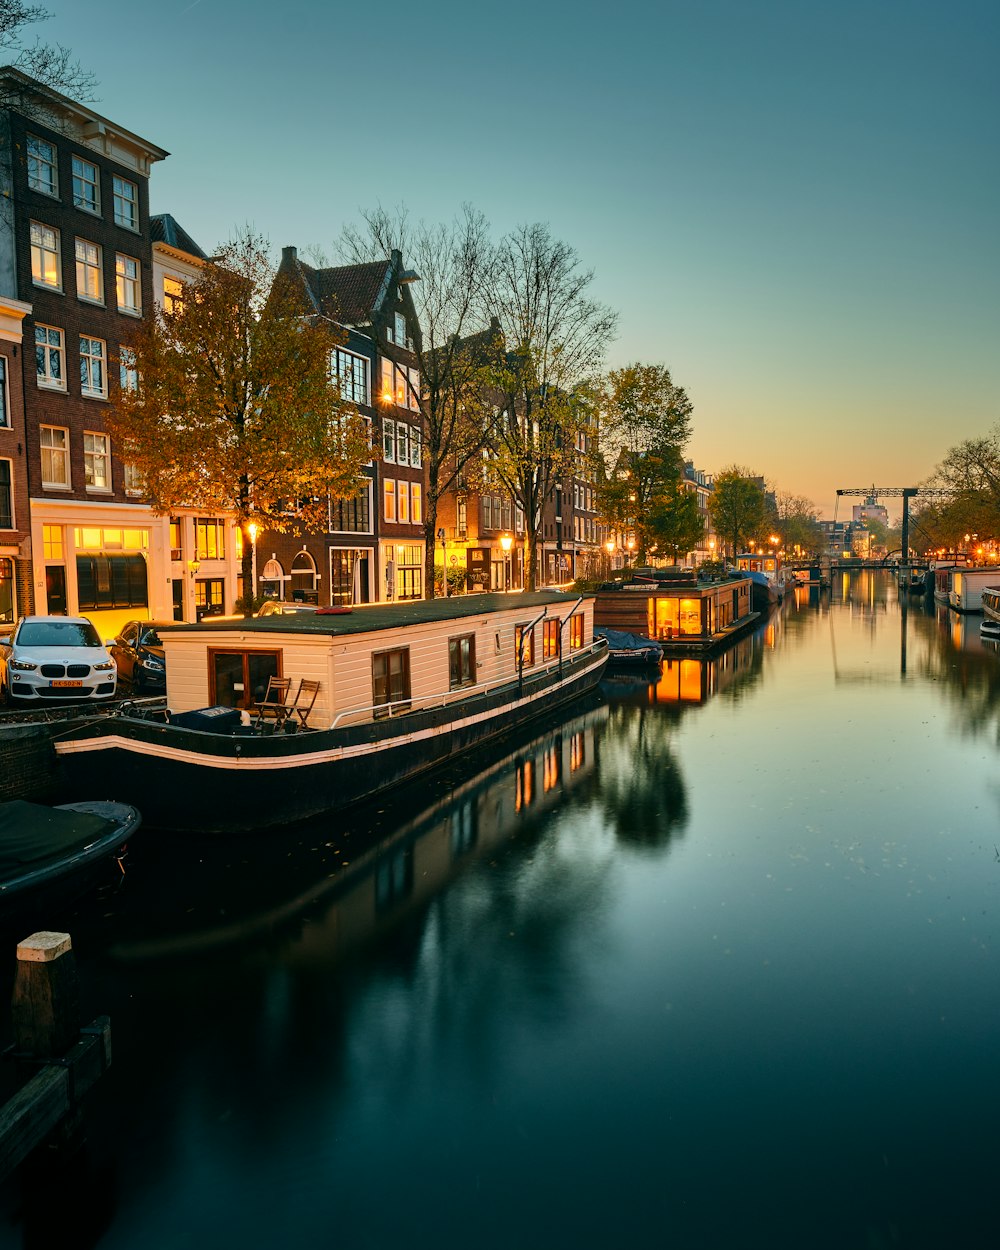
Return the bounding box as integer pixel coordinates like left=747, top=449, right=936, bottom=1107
left=5, top=571, right=1000, bottom=1250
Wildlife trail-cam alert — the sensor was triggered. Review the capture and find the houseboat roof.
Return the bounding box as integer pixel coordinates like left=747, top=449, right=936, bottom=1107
left=161, top=591, right=589, bottom=639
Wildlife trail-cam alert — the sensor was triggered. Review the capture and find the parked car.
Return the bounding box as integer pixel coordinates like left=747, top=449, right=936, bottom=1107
left=110, top=619, right=173, bottom=693
left=256, top=601, right=321, bottom=617
left=0, top=616, right=117, bottom=705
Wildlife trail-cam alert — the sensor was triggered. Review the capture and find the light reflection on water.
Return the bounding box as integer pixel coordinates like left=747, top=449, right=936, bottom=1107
left=3, top=572, right=999, bottom=1249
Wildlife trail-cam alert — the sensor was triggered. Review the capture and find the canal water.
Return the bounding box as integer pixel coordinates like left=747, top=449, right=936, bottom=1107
left=2, top=571, right=998, bottom=1249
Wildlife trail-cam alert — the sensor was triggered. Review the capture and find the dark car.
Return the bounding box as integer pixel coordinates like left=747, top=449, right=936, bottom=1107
left=110, top=619, right=173, bottom=693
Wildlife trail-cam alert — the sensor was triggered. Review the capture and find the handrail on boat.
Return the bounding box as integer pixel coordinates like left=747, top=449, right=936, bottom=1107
left=329, top=638, right=607, bottom=730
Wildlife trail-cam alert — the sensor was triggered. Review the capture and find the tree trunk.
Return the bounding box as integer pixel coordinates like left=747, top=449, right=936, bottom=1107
left=524, top=529, right=537, bottom=592
left=424, top=507, right=438, bottom=600
left=240, top=535, right=253, bottom=618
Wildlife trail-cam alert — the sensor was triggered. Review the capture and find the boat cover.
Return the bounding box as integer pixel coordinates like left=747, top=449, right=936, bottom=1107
left=594, top=627, right=662, bottom=653
left=0, top=800, right=113, bottom=876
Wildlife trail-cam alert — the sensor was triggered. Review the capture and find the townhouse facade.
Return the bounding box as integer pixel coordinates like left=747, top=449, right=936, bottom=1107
left=0, top=68, right=170, bottom=635
left=266, top=246, right=426, bottom=606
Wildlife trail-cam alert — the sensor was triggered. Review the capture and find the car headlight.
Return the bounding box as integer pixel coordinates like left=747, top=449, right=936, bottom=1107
left=9, top=658, right=38, bottom=671
left=141, top=654, right=165, bottom=669
left=93, top=660, right=116, bottom=672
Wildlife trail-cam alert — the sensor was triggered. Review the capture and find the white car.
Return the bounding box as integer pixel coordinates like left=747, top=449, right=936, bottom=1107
left=0, top=615, right=117, bottom=705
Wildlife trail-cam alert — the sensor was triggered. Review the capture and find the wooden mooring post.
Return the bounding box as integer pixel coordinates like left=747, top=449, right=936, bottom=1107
left=0, top=931, right=112, bottom=1183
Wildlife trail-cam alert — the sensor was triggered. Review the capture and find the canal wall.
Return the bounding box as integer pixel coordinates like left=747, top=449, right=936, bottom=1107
left=0, top=721, right=72, bottom=803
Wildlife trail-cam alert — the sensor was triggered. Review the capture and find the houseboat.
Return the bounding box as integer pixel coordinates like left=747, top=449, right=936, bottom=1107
left=53, top=592, right=608, bottom=833
left=949, top=568, right=1000, bottom=614
left=932, top=562, right=964, bottom=605
left=734, top=551, right=789, bottom=609
left=979, top=586, right=1000, bottom=639
left=593, top=569, right=756, bottom=656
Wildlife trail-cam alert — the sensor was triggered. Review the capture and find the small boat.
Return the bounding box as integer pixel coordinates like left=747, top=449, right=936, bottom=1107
left=53, top=591, right=608, bottom=833
left=980, top=587, right=1000, bottom=639
left=594, top=627, right=663, bottom=667
left=0, top=799, right=140, bottom=918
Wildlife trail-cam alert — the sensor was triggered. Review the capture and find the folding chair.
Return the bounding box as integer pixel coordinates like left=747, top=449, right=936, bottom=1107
left=252, top=675, right=291, bottom=730
left=290, top=678, right=321, bottom=728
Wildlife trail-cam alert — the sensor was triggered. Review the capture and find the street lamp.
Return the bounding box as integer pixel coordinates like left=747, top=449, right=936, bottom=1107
left=245, top=520, right=259, bottom=604
left=437, top=528, right=448, bottom=597
left=500, top=532, right=513, bottom=591
left=605, top=538, right=615, bottom=576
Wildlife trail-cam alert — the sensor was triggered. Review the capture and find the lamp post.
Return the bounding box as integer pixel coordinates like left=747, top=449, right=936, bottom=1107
left=605, top=538, right=615, bottom=576
left=437, top=528, right=448, bottom=597
left=500, top=532, right=512, bottom=591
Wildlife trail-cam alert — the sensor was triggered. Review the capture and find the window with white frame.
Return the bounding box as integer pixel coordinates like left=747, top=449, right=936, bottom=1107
left=411, top=482, right=422, bottom=524
left=332, top=348, right=369, bottom=405
left=75, top=238, right=103, bottom=303
left=0, top=357, right=7, bottom=428
left=384, top=479, right=396, bottom=522
left=119, top=345, right=138, bottom=391
left=382, top=419, right=395, bottom=463
left=123, top=462, right=143, bottom=496
left=379, top=357, right=393, bottom=404
left=115, top=253, right=140, bottom=314
left=0, top=459, right=12, bottom=529
left=83, top=432, right=110, bottom=490
left=113, top=176, right=138, bottom=230
left=394, top=312, right=406, bottom=346
left=27, top=136, right=58, bottom=196
left=162, top=275, right=184, bottom=315
left=40, top=426, right=70, bottom=487
left=71, top=156, right=100, bottom=213
left=30, top=221, right=61, bottom=288
left=396, top=422, right=409, bottom=465
left=410, top=426, right=422, bottom=468
left=408, top=366, right=420, bottom=411
left=80, top=336, right=107, bottom=398
left=35, top=324, right=65, bottom=390
left=398, top=480, right=410, bottom=524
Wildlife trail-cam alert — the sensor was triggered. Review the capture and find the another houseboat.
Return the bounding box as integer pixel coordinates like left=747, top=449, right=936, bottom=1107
left=734, top=551, right=789, bottom=609
left=53, top=592, right=608, bottom=833
left=979, top=586, right=1000, bottom=639
left=593, top=569, right=756, bottom=656
left=949, top=568, right=1000, bottom=614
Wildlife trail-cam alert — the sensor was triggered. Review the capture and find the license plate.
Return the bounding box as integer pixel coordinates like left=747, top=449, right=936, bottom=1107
left=50, top=680, right=83, bottom=688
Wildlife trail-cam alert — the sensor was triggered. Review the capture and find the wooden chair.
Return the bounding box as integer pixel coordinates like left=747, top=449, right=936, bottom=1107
left=252, top=675, right=291, bottom=730
left=290, top=678, right=321, bottom=728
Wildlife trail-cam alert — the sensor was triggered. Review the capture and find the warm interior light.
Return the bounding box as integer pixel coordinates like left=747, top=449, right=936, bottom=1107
left=246, top=521, right=259, bottom=545
left=500, top=532, right=513, bottom=553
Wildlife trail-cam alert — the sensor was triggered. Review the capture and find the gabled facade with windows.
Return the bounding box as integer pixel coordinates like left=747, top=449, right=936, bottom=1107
left=0, top=293, right=32, bottom=623
left=0, top=68, right=169, bottom=633
left=271, top=245, right=426, bottom=604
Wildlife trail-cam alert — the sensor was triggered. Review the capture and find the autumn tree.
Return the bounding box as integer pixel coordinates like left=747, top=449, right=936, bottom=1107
left=774, top=492, right=824, bottom=557
left=596, top=363, right=693, bottom=561
left=339, top=205, right=495, bottom=597
left=708, top=467, right=768, bottom=559
left=920, top=429, right=1000, bottom=544
left=107, top=231, right=371, bottom=616
left=481, top=223, right=617, bottom=590
left=646, top=478, right=705, bottom=564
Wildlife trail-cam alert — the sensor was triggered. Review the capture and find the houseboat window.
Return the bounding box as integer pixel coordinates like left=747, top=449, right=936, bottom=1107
left=448, top=633, right=476, bottom=689
left=515, top=624, right=535, bottom=668
left=648, top=596, right=703, bottom=639
left=543, top=618, right=560, bottom=659
left=372, top=647, right=410, bottom=717
left=210, top=649, right=281, bottom=709
left=569, top=614, right=584, bottom=649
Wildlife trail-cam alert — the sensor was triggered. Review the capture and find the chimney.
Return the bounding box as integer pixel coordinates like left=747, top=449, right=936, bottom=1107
left=282, top=246, right=297, bottom=265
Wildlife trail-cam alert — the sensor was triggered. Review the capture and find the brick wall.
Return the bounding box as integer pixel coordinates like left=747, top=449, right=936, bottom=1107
left=0, top=722, right=69, bottom=802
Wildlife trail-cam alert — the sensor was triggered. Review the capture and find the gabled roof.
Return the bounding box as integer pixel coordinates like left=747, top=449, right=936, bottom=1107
left=278, top=247, right=400, bottom=327
left=150, top=214, right=207, bottom=260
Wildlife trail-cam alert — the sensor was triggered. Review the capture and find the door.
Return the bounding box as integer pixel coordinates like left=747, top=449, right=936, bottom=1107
left=45, top=566, right=67, bottom=615
left=172, top=579, right=184, bottom=621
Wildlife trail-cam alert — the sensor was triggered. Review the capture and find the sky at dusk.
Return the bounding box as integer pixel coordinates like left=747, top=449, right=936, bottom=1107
left=39, top=0, right=998, bottom=520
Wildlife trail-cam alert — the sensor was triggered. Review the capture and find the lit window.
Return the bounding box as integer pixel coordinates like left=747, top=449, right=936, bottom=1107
left=543, top=618, right=560, bottom=659
left=411, top=483, right=422, bottom=524
left=380, top=356, right=393, bottom=404
left=113, top=176, right=138, bottom=230
left=30, top=221, right=61, bottom=288
left=162, top=275, right=183, bottom=315
left=35, top=324, right=66, bottom=390
left=569, top=614, right=584, bottom=649
left=515, top=624, right=535, bottom=668
left=408, top=366, right=420, bottom=411
left=195, top=518, right=225, bottom=560
left=43, top=524, right=63, bottom=559
left=71, top=156, right=100, bottom=213
left=116, top=253, right=141, bottom=314
left=119, top=345, right=138, bottom=391
left=27, top=136, right=58, bottom=196
left=398, top=481, right=410, bottom=524
left=83, top=432, right=110, bottom=489
left=40, top=426, right=70, bottom=487
left=75, top=238, right=103, bottom=302
left=383, top=479, right=396, bottom=522
left=79, top=336, right=107, bottom=398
